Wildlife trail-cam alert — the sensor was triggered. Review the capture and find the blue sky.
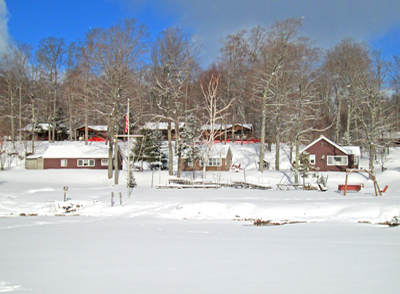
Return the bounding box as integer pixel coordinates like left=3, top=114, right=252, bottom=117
left=2, top=0, right=400, bottom=67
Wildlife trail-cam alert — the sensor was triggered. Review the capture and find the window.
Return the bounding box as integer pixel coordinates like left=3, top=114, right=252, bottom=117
left=327, top=156, right=348, bottom=166
left=354, top=156, right=359, bottom=165
left=309, top=154, right=316, bottom=165
left=77, top=159, right=95, bottom=167
left=101, top=159, right=108, bottom=166
left=61, top=159, right=68, bottom=167
left=187, top=159, right=193, bottom=167
left=200, top=158, right=222, bottom=166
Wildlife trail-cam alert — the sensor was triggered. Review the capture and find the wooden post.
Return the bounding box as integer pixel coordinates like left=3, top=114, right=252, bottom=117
left=119, top=192, right=122, bottom=205
left=63, top=186, right=68, bottom=202
left=344, top=169, right=349, bottom=196
left=111, top=192, right=114, bottom=207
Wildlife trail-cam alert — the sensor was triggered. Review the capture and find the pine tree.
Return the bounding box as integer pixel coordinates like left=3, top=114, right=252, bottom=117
left=181, top=113, right=201, bottom=178
left=133, top=128, right=163, bottom=164
left=127, top=169, right=137, bottom=188
left=299, top=152, right=312, bottom=186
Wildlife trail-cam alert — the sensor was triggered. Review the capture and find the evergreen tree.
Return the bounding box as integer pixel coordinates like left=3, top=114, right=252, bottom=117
left=298, top=152, right=312, bottom=186
left=127, top=169, right=137, bottom=188
left=181, top=113, right=201, bottom=177
left=133, top=128, right=163, bottom=164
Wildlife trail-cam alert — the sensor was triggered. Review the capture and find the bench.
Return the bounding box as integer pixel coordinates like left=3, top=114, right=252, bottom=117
left=338, top=183, right=364, bottom=193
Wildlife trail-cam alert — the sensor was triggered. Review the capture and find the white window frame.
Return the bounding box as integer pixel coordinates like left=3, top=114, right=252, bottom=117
left=101, top=159, right=108, bottom=166
left=327, top=155, right=348, bottom=166
left=77, top=159, right=95, bottom=167
left=353, top=156, right=359, bottom=165
left=309, top=154, right=316, bottom=165
left=61, top=159, right=68, bottom=167
left=200, top=158, right=222, bottom=167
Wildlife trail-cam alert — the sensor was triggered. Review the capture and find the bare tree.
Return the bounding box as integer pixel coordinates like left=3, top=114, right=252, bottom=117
left=219, top=30, right=250, bottom=143
left=358, top=51, right=391, bottom=173
left=323, top=38, right=371, bottom=145
left=288, top=37, right=325, bottom=182
left=253, top=18, right=303, bottom=172
left=89, top=18, right=148, bottom=182
left=200, top=73, right=232, bottom=179
left=151, top=26, right=199, bottom=177
left=0, top=47, right=18, bottom=147
left=36, top=37, right=66, bottom=142
left=24, top=46, right=43, bottom=154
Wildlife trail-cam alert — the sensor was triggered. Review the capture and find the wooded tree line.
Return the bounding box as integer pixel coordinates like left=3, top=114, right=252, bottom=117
left=1, top=17, right=400, bottom=173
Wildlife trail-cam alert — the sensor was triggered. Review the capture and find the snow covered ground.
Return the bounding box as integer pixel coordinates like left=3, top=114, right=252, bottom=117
left=1, top=142, right=400, bottom=293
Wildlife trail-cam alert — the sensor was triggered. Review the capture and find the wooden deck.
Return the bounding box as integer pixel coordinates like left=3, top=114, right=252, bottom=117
left=276, top=184, right=304, bottom=190
left=156, top=178, right=272, bottom=190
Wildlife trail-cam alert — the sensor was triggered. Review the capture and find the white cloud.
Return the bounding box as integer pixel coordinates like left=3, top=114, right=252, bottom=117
left=0, top=0, right=9, bottom=53
left=123, top=0, right=400, bottom=66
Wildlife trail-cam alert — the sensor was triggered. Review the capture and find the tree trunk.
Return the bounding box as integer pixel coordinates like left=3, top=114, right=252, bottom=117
left=345, top=101, right=351, bottom=145
left=176, top=122, right=181, bottom=178
left=52, top=87, right=57, bottom=142
left=369, top=142, right=374, bottom=179
left=241, top=123, right=244, bottom=145
left=168, top=121, right=173, bottom=176
left=295, top=136, right=300, bottom=184
left=275, top=133, right=280, bottom=171
left=258, top=94, right=267, bottom=172
left=335, top=91, right=342, bottom=143
left=31, top=97, right=35, bottom=154
left=107, top=117, right=115, bottom=180
left=114, top=137, right=119, bottom=185
left=9, top=84, right=15, bottom=148
left=85, top=92, right=88, bottom=145
left=69, top=94, right=74, bottom=142
left=19, top=86, right=22, bottom=143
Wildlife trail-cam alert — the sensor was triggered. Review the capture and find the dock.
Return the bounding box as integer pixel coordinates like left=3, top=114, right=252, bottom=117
left=156, top=178, right=272, bottom=190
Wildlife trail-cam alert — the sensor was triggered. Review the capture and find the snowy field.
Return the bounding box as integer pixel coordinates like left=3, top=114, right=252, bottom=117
left=1, top=142, right=400, bottom=293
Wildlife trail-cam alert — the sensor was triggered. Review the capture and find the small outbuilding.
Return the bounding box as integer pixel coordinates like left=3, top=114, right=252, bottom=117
left=26, top=142, right=122, bottom=170
left=76, top=125, right=108, bottom=140
left=300, top=135, right=360, bottom=172
left=180, top=144, right=233, bottom=172
left=140, top=122, right=185, bottom=140
left=201, top=124, right=254, bottom=142
left=19, top=123, right=52, bottom=141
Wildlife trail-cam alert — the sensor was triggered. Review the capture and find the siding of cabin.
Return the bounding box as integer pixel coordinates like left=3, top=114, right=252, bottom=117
left=180, top=158, right=229, bottom=172
left=180, top=150, right=233, bottom=172
left=43, top=158, right=108, bottom=169
left=43, top=156, right=122, bottom=170
left=304, top=138, right=357, bottom=172
left=202, top=125, right=253, bottom=141
left=76, top=127, right=108, bottom=139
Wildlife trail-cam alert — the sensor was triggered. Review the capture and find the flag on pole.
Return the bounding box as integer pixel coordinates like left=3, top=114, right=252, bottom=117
left=124, top=104, right=129, bottom=133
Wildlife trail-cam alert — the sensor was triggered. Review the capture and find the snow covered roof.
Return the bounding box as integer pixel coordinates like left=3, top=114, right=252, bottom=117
left=182, top=144, right=232, bottom=159
left=141, top=122, right=185, bottom=131
left=76, top=125, right=108, bottom=131
left=300, top=135, right=360, bottom=156
left=342, top=146, right=361, bottom=156
left=201, top=124, right=252, bottom=131
left=42, top=142, right=110, bottom=159
left=19, top=123, right=52, bottom=131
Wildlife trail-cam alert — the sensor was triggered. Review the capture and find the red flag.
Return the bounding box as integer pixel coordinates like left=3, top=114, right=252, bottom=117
left=124, top=106, right=129, bottom=133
